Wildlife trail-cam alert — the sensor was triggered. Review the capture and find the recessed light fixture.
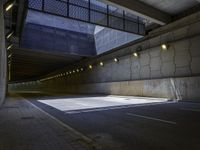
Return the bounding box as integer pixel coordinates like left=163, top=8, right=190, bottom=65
left=89, top=65, right=93, bottom=69
left=100, top=62, right=104, bottom=66
left=161, top=44, right=169, bottom=50
left=6, top=31, right=13, bottom=39
left=80, top=68, right=84, bottom=71
left=132, top=46, right=142, bottom=58
left=8, top=54, right=12, bottom=58
left=7, top=44, right=13, bottom=50
left=76, top=69, right=79, bottom=72
left=114, top=58, right=119, bottom=62
left=5, top=1, right=15, bottom=12
left=133, top=52, right=139, bottom=57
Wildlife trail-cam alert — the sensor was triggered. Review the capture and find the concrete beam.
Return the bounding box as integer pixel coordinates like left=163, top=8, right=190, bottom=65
left=99, top=0, right=172, bottom=25
left=16, top=0, right=26, bottom=37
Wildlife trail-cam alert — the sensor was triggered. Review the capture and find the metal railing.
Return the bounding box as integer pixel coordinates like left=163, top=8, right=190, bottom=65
left=28, top=0, right=145, bottom=35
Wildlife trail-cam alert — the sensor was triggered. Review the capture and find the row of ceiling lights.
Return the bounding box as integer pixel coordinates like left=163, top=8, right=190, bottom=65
left=40, top=44, right=169, bottom=82
left=4, top=1, right=15, bottom=65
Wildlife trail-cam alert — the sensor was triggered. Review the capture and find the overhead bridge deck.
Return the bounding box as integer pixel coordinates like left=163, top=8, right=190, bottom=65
left=28, top=0, right=145, bottom=35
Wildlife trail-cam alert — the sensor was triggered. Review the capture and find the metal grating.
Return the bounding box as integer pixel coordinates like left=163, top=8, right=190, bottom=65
left=69, top=5, right=89, bottom=21
left=29, top=0, right=42, bottom=10
left=90, top=10, right=107, bottom=26
left=28, top=0, right=145, bottom=35
left=44, top=0, right=68, bottom=16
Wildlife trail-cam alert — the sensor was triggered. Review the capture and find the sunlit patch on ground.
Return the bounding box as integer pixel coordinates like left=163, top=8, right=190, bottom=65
left=38, top=95, right=170, bottom=114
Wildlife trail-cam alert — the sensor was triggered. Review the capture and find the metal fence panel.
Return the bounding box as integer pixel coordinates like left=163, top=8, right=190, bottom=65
left=28, top=0, right=145, bottom=35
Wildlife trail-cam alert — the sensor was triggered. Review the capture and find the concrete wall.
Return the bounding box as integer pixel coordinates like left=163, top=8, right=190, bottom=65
left=40, top=77, right=200, bottom=101
left=9, top=76, right=200, bottom=101
left=9, top=11, right=200, bottom=101
left=0, top=1, right=7, bottom=105
left=94, top=27, right=142, bottom=55
left=21, top=23, right=96, bottom=56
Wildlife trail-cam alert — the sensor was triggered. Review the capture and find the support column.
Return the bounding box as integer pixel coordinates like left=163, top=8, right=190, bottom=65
left=0, top=1, right=7, bottom=106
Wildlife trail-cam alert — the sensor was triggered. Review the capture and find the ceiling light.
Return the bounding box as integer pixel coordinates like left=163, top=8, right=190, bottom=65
left=8, top=54, right=12, bottom=58
left=6, top=32, right=13, bottom=39
left=100, top=62, right=104, bottom=66
left=80, top=68, right=84, bottom=71
left=5, top=2, right=14, bottom=12
left=7, top=44, right=13, bottom=50
left=114, top=58, right=119, bottom=62
left=76, top=69, right=79, bottom=72
left=161, top=44, right=169, bottom=50
left=133, top=52, right=139, bottom=57
left=89, top=65, right=93, bottom=69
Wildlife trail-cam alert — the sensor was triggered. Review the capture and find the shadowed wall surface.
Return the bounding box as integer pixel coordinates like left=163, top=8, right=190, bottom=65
left=21, top=23, right=96, bottom=56
left=0, top=1, right=7, bottom=105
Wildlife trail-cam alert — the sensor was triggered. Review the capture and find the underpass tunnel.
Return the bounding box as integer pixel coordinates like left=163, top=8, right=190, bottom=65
left=1, top=0, right=200, bottom=150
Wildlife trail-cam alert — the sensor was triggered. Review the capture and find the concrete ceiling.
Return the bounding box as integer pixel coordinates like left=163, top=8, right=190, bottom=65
left=100, top=0, right=200, bottom=25
left=139, top=0, right=199, bottom=15
left=10, top=48, right=84, bottom=82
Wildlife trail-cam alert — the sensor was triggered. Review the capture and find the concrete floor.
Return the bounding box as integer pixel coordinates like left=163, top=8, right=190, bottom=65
left=1, top=93, right=200, bottom=150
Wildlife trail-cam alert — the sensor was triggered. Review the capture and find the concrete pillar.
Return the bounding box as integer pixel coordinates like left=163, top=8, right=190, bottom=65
left=0, top=1, right=7, bottom=106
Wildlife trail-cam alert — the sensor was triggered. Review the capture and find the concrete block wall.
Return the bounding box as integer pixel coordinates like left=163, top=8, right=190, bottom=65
left=9, top=11, right=200, bottom=101
left=0, top=1, right=7, bottom=106
left=59, top=33, right=200, bottom=84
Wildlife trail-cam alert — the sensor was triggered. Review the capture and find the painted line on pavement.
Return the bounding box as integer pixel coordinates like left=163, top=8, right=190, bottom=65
left=180, top=108, right=200, bottom=112
left=126, top=113, right=177, bottom=125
